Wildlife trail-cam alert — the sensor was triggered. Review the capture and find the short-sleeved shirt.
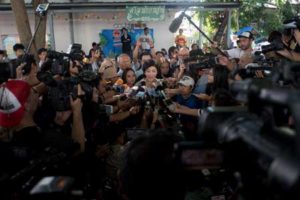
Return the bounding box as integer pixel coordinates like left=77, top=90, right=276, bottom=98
left=174, top=94, right=203, bottom=123
left=175, top=94, right=202, bottom=110
left=175, top=35, right=187, bottom=47
left=226, top=48, right=253, bottom=59
left=139, top=34, right=153, bottom=50
left=174, top=94, right=203, bottom=137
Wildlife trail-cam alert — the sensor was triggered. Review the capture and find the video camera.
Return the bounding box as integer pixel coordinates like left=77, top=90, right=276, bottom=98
left=261, top=40, right=285, bottom=54
left=46, top=70, right=99, bottom=111
left=192, top=77, right=300, bottom=199
left=37, top=43, right=89, bottom=84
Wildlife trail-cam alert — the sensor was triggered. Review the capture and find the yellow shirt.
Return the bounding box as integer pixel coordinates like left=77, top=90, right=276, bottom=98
left=175, top=35, right=187, bottom=47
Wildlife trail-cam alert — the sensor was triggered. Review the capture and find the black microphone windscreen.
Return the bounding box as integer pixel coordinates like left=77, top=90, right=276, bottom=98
left=169, top=13, right=184, bottom=33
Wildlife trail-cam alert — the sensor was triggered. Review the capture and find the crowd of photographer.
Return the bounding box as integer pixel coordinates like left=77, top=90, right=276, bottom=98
left=0, top=16, right=300, bottom=200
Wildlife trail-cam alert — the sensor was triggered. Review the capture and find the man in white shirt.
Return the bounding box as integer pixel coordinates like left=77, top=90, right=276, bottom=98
left=213, top=31, right=255, bottom=72
left=138, top=27, right=153, bottom=52
left=226, top=31, right=254, bottom=59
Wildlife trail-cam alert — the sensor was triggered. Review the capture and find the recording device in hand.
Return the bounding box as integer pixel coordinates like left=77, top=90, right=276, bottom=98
left=188, top=55, right=220, bottom=71
left=15, top=54, right=36, bottom=75
left=261, top=39, right=285, bottom=54
left=45, top=70, right=99, bottom=111
left=196, top=77, right=300, bottom=199
left=17, top=3, right=50, bottom=76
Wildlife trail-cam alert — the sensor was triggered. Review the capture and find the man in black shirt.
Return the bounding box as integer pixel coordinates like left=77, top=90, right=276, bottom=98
left=10, top=43, right=25, bottom=78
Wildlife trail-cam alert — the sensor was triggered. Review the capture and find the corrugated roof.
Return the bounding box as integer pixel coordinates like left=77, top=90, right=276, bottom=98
left=0, top=0, right=240, bottom=11
left=0, top=0, right=236, bottom=3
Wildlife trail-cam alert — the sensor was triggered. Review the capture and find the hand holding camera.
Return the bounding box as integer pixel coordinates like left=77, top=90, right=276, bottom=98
left=129, top=106, right=140, bottom=115
left=16, top=62, right=27, bottom=79
left=70, top=84, right=84, bottom=113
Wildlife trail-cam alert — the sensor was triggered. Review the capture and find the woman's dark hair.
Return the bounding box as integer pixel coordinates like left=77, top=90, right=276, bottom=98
left=142, top=59, right=157, bottom=72
left=122, top=68, right=136, bottom=84
left=158, top=60, right=172, bottom=78
left=268, top=31, right=282, bottom=43
left=212, top=65, right=229, bottom=92
left=213, top=89, right=238, bottom=107
left=168, top=46, right=178, bottom=59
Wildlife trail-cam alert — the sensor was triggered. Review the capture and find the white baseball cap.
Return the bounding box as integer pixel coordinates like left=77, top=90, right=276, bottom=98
left=178, top=76, right=195, bottom=87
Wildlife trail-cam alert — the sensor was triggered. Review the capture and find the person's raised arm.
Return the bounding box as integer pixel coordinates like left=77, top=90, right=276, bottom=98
left=133, top=39, right=142, bottom=64
left=109, top=106, right=140, bottom=122
left=70, top=85, right=85, bottom=153
left=148, top=40, right=157, bottom=60
left=172, top=103, right=200, bottom=117
left=276, top=49, right=300, bottom=61
left=177, top=63, right=186, bottom=80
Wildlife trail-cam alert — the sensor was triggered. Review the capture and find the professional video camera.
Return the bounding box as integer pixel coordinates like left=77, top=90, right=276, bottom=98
left=191, top=77, right=300, bottom=199
left=47, top=43, right=84, bottom=63
left=37, top=44, right=84, bottom=82
left=46, top=70, right=99, bottom=111
left=188, top=54, right=220, bottom=71
left=0, top=142, right=93, bottom=200
left=260, top=28, right=286, bottom=55
left=39, top=43, right=85, bottom=76
left=261, top=40, right=285, bottom=54
left=236, top=64, right=273, bottom=79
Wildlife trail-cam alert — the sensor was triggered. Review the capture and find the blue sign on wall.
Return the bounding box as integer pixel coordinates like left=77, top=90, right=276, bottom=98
left=100, top=28, right=154, bottom=58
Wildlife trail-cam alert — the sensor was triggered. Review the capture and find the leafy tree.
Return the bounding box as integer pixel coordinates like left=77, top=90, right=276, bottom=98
left=238, top=0, right=295, bottom=36
left=195, top=0, right=297, bottom=41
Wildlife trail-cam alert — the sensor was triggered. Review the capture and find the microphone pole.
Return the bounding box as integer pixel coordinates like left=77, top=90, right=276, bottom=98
left=183, top=13, right=227, bottom=57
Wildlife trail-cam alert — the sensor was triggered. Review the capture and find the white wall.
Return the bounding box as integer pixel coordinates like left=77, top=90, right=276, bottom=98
left=52, top=13, right=71, bottom=52
left=71, top=10, right=176, bottom=52
left=0, top=9, right=176, bottom=55
left=0, top=12, right=36, bottom=58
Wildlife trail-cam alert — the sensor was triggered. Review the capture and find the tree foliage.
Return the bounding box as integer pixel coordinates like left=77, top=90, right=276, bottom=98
left=238, top=0, right=295, bottom=35
left=197, top=0, right=297, bottom=39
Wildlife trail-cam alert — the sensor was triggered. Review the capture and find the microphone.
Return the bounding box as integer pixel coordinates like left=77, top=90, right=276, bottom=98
left=169, top=12, right=185, bottom=33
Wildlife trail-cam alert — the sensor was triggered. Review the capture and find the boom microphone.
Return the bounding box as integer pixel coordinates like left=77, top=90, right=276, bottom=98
left=169, top=12, right=185, bottom=33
